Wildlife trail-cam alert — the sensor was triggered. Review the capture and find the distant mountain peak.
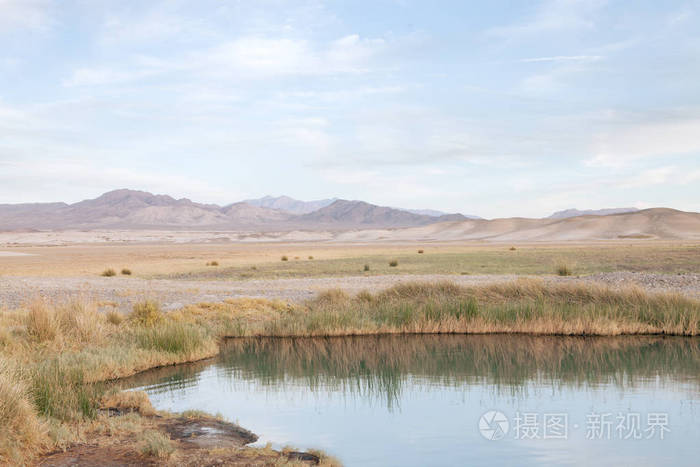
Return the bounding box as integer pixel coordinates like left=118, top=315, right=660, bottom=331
left=242, top=195, right=338, bottom=215
left=548, top=208, right=639, bottom=219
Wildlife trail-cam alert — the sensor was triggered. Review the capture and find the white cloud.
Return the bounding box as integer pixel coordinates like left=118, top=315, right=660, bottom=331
left=619, top=166, right=676, bottom=188
left=0, top=0, right=53, bottom=32
left=64, top=32, right=390, bottom=86
left=486, top=0, right=606, bottom=40
left=518, top=55, right=602, bottom=63
left=587, top=118, right=700, bottom=167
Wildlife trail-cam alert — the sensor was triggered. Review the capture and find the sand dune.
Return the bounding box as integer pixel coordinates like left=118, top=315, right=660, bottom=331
left=335, top=208, right=700, bottom=242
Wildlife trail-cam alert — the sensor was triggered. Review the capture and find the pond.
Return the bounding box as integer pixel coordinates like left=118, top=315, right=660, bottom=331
left=126, top=335, right=700, bottom=466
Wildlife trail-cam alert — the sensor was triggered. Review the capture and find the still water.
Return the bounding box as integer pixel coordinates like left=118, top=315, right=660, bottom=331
left=126, top=335, right=700, bottom=466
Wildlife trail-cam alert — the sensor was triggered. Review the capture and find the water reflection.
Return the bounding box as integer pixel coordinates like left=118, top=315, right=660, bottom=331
left=126, top=335, right=700, bottom=408
left=125, top=335, right=700, bottom=466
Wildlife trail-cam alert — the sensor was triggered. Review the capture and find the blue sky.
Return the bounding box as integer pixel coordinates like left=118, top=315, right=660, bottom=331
left=1, top=0, right=699, bottom=218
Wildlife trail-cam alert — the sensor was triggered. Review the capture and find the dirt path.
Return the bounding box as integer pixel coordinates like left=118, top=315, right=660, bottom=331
left=1, top=272, right=698, bottom=312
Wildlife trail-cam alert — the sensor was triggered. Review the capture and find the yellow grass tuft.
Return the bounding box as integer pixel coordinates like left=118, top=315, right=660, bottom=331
left=130, top=300, right=163, bottom=327
left=100, top=390, right=155, bottom=416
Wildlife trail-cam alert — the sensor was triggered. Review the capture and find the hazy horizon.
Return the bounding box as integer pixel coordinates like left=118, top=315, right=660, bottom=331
left=1, top=1, right=699, bottom=217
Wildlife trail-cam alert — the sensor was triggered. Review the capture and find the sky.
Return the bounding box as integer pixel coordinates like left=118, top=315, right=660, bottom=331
left=1, top=0, right=699, bottom=218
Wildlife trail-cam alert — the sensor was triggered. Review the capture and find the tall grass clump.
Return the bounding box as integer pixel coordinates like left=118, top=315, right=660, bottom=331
left=121, top=268, right=132, bottom=275
left=364, top=264, right=370, bottom=272
left=25, top=301, right=58, bottom=342
left=135, top=322, right=206, bottom=356
left=101, top=268, right=116, bottom=277
left=389, top=260, right=398, bottom=267
left=130, top=300, right=163, bottom=327
left=0, top=359, right=47, bottom=464
left=556, top=263, right=572, bottom=276
left=106, top=310, right=124, bottom=325
left=139, top=430, right=175, bottom=458
left=30, top=359, right=101, bottom=421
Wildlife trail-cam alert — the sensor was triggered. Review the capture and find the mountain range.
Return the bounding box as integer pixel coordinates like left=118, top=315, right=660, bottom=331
left=0, top=190, right=697, bottom=241
left=0, top=189, right=470, bottom=231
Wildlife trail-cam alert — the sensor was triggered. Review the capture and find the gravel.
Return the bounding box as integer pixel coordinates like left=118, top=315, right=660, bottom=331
left=1, top=272, right=698, bottom=313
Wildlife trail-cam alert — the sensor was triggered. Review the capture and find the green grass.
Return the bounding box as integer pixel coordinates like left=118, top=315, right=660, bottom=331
left=135, top=322, right=206, bottom=356
left=159, top=244, right=700, bottom=280
left=256, top=280, right=700, bottom=337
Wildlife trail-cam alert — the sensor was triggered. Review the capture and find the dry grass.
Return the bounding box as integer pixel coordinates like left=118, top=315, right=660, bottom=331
left=106, top=310, right=124, bottom=325
left=130, top=300, right=163, bottom=327
left=0, top=359, right=48, bottom=464
left=139, top=430, right=175, bottom=458
left=101, top=268, right=116, bottom=277
left=100, top=390, right=155, bottom=416
left=556, top=263, right=573, bottom=276
left=121, top=268, right=132, bottom=275
left=256, top=280, right=700, bottom=337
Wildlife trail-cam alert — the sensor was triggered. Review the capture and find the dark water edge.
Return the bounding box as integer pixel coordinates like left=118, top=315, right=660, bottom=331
left=124, top=335, right=700, bottom=466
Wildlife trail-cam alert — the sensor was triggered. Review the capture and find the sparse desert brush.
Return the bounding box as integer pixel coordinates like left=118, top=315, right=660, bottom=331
left=206, top=261, right=219, bottom=266
left=130, top=300, right=163, bottom=327
left=389, top=260, right=399, bottom=267
left=139, top=430, right=175, bottom=458
left=281, top=255, right=288, bottom=261
left=121, top=268, right=132, bottom=275
left=418, top=249, right=424, bottom=254
left=509, top=246, right=517, bottom=251
left=556, top=263, right=572, bottom=276
left=101, top=268, right=116, bottom=277
left=106, top=310, right=124, bottom=325
left=364, top=264, right=370, bottom=271
left=100, top=390, right=154, bottom=416
left=308, top=256, right=314, bottom=260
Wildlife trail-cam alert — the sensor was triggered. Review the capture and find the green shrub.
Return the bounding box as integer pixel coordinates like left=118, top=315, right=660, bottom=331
left=389, top=260, right=398, bottom=267
left=363, top=264, right=370, bottom=272
left=556, top=264, right=572, bottom=276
